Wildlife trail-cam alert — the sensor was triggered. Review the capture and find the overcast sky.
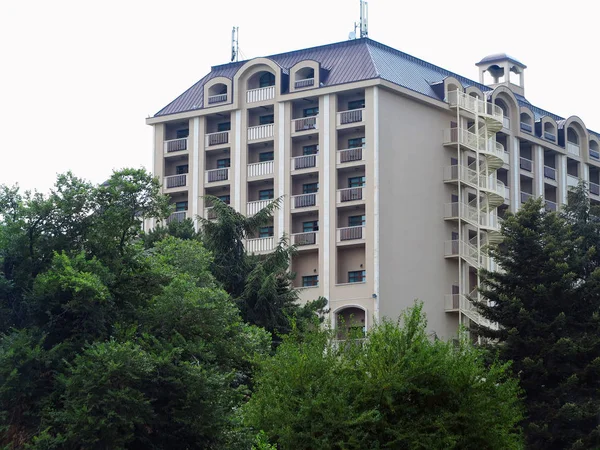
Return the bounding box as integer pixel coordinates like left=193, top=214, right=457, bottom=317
left=1, top=0, right=598, bottom=192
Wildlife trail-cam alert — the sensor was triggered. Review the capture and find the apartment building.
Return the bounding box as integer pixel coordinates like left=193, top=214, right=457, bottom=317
left=146, top=38, right=600, bottom=339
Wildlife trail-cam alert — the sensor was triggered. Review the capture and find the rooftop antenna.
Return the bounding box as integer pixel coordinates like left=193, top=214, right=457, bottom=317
left=349, top=1, right=368, bottom=39
left=231, top=26, right=239, bottom=62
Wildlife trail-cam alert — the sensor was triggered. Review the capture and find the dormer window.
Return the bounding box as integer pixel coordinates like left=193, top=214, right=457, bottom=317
left=543, top=122, right=556, bottom=142
left=567, top=127, right=581, bottom=156
left=295, top=67, right=315, bottom=89
left=259, top=72, right=275, bottom=88
left=520, top=113, right=533, bottom=133
left=590, top=141, right=600, bottom=160
left=207, top=83, right=228, bottom=104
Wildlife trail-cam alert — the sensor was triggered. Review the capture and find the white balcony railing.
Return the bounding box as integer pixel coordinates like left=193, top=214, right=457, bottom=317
left=164, top=174, right=187, bottom=189
left=294, top=78, right=314, bottom=89
left=291, top=193, right=318, bottom=210
left=446, top=90, right=503, bottom=123
left=245, top=236, right=275, bottom=253
left=590, top=182, right=600, bottom=196
left=337, top=187, right=364, bottom=203
left=567, top=174, right=579, bottom=188
left=444, top=165, right=479, bottom=187
left=519, top=157, right=533, bottom=173
left=291, top=154, right=318, bottom=171
left=292, top=116, right=318, bottom=132
left=544, top=165, right=557, bottom=180
left=247, top=86, right=275, bottom=103
left=247, top=160, right=274, bottom=178
left=503, top=116, right=511, bottom=129
left=567, top=142, right=581, bottom=156
left=166, top=211, right=186, bottom=224
left=248, top=123, right=274, bottom=141
left=337, top=147, right=365, bottom=164
left=292, top=231, right=318, bottom=246
left=247, top=199, right=271, bottom=216
left=164, top=137, right=188, bottom=153
left=205, top=168, right=229, bottom=183
left=337, top=108, right=364, bottom=126
left=444, top=239, right=486, bottom=268
left=444, top=202, right=479, bottom=226
left=205, top=131, right=229, bottom=147
left=337, top=226, right=365, bottom=242
left=207, top=93, right=227, bottom=104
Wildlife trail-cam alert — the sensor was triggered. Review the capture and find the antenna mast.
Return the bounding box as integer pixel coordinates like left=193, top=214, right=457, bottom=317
left=231, top=27, right=239, bottom=62
left=360, top=0, right=368, bottom=38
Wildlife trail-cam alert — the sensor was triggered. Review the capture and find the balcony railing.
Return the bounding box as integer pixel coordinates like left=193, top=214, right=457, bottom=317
left=247, top=160, right=274, bottom=178
left=520, top=122, right=533, bottom=133
left=164, top=174, right=187, bottom=189
left=567, top=142, right=580, bottom=156
left=292, top=116, right=318, bottom=132
left=205, top=168, right=229, bottom=183
left=520, top=157, right=533, bottom=172
left=245, top=236, right=274, bottom=253
left=295, top=78, right=315, bottom=89
left=444, top=202, right=479, bottom=226
left=444, top=239, right=486, bottom=269
left=291, top=193, right=317, bottom=210
left=166, top=211, right=186, bottom=224
left=247, top=199, right=271, bottom=216
left=248, top=123, right=274, bottom=141
left=205, top=131, right=229, bottom=147
left=544, top=132, right=556, bottom=142
left=337, top=187, right=364, bottom=203
left=545, top=200, right=557, bottom=212
left=591, top=149, right=600, bottom=160
left=445, top=293, right=462, bottom=311
left=444, top=165, right=479, bottom=187
left=292, top=231, right=318, bottom=246
left=337, top=108, right=364, bottom=126
left=337, top=226, right=365, bottom=242
left=246, top=85, right=275, bottom=103
left=164, top=137, right=188, bottom=153
left=590, top=182, right=600, bottom=196
left=520, top=191, right=533, bottom=203
left=443, top=128, right=504, bottom=159
left=291, top=154, right=317, bottom=171
left=567, top=175, right=579, bottom=188
left=337, top=147, right=364, bottom=164
left=446, top=90, right=503, bottom=123
left=503, top=116, right=510, bottom=129
left=543, top=166, right=556, bottom=180
left=207, top=93, right=227, bottom=104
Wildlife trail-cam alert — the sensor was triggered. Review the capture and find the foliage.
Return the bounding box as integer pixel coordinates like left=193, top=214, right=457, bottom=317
left=477, top=187, right=600, bottom=449
left=244, top=302, right=524, bottom=450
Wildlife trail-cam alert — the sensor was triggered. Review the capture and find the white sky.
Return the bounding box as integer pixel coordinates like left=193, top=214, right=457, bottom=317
left=1, top=0, right=598, bottom=192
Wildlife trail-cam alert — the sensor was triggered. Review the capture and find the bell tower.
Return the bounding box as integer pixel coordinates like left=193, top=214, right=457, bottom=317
left=476, top=54, right=527, bottom=96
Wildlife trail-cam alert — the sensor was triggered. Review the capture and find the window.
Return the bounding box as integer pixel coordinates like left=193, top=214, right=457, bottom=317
left=259, top=72, right=275, bottom=88
left=176, top=129, right=189, bottom=139
left=348, top=176, right=365, bottom=188
left=303, top=144, right=319, bottom=155
left=217, top=122, right=231, bottom=132
left=348, top=99, right=365, bottom=110
left=303, top=183, right=319, bottom=194
left=259, top=189, right=274, bottom=200
left=216, top=158, right=230, bottom=169
left=259, top=114, right=274, bottom=125
left=259, top=151, right=274, bottom=162
left=348, top=215, right=365, bottom=227
left=303, top=107, right=319, bottom=117
left=175, top=201, right=188, bottom=212
left=303, top=221, right=319, bottom=232
left=302, top=275, right=318, bottom=287
left=258, top=226, right=274, bottom=238
left=348, top=270, right=366, bottom=283
left=217, top=195, right=230, bottom=204
left=176, top=164, right=189, bottom=174
left=348, top=137, right=365, bottom=149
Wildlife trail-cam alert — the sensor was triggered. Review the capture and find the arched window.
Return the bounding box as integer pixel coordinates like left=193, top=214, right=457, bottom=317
left=543, top=122, right=556, bottom=142
left=207, top=83, right=228, bottom=104
left=259, top=72, right=275, bottom=88
left=336, top=306, right=366, bottom=339
left=590, top=140, right=600, bottom=160
left=520, top=113, right=533, bottom=133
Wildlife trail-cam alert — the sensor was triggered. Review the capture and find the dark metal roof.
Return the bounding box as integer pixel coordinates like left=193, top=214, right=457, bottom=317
left=477, top=53, right=527, bottom=68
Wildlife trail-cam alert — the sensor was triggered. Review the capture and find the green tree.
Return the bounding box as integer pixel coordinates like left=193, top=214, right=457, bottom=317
left=244, top=302, right=524, bottom=449
left=477, top=193, right=600, bottom=449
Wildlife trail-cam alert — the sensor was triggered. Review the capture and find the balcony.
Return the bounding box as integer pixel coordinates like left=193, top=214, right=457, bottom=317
left=590, top=182, right=600, bottom=196
left=292, top=231, right=318, bottom=247
left=164, top=174, right=187, bottom=189
left=291, top=154, right=317, bottom=171
left=520, top=191, right=533, bottom=203
left=503, top=116, right=511, bottom=129
left=205, top=131, right=229, bottom=147
left=544, top=132, right=556, bottom=142
left=295, top=78, right=314, bottom=89
left=247, top=86, right=275, bottom=103
left=444, top=293, right=462, bottom=312
left=545, top=200, right=557, bottom=212
left=166, top=211, right=186, bottom=224
left=247, top=161, right=274, bottom=178
left=207, top=93, right=227, bottom=105
left=590, top=149, right=600, bottom=160
left=446, top=90, right=503, bottom=126
left=443, top=128, right=505, bottom=165
left=248, top=124, right=274, bottom=141
left=164, top=137, right=188, bottom=154
left=337, top=226, right=365, bottom=243
left=444, top=165, right=479, bottom=187
left=245, top=236, right=275, bottom=253
left=337, top=147, right=365, bottom=164
left=520, top=157, right=533, bottom=173
left=337, top=187, right=364, bottom=203
left=444, top=239, right=487, bottom=269
left=567, top=175, right=579, bottom=188
left=205, top=168, right=229, bottom=183
left=247, top=199, right=271, bottom=216
left=337, top=108, right=364, bottom=126
left=520, top=122, right=533, bottom=133
left=292, top=116, right=318, bottom=133
left=543, top=166, right=557, bottom=180
left=567, top=142, right=580, bottom=156
left=444, top=202, right=479, bottom=226
left=291, top=193, right=317, bottom=210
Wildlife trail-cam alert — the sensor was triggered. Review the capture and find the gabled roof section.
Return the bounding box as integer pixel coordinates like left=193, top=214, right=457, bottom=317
left=477, top=53, right=527, bottom=68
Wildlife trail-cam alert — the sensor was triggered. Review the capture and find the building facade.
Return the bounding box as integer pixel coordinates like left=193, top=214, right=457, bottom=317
left=147, top=38, right=600, bottom=339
